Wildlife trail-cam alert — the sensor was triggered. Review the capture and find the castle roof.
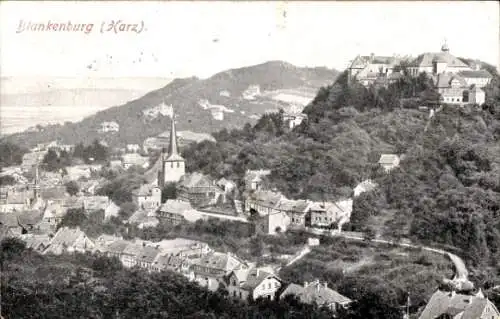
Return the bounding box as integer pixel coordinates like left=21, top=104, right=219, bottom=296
left=410, top=52, right=468, bottom=68
left=458, top=70, right=492, bottom=79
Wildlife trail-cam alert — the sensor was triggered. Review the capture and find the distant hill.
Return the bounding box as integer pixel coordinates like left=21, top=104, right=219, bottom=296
left=1, top=61, right=339, bottom=148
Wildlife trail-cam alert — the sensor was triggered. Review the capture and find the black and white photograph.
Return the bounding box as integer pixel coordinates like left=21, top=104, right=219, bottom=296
left=0, top=1, right=499, bottom=318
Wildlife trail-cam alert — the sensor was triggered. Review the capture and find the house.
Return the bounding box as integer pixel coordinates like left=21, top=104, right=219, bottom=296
left=280, top=279, right=352, bottom=313
left=276, top=199, right=311, bottom=229
left=244, top=169, right=271, bottom=191
left=0, top=188, right=31, bottom=213
left=190, top=252, right=249, bottom=291
left=98, top=239, right=129, bottom=259
left=98, top=121, right=119, bottom=133
left=19, top=233, right=51, bottom=252
left=17, top=210, right=45, bottom=234
left=156, top=199, right=192, bottom=225
left=378, top=154, right=400, bottom=172
left=104, top=201, right=120, bottom=220
left=128, top=209, right=160, bottom=229
left=243, top=85, right=261, bottom=100
left=225, top=267, right=282, bottom=301
left=220, top=90, right=231, bottom=97
left=216, top=178, right=236, bottom=194
left=126, top=144, right=141, bottom=153
left=309, top=199, right=353, bottom=229
left=177, top=173, right=224, bottom=207
left=407, top=43, right=471, bottom=76
left=244, top=190, right=283, bottom=216
left=121, top=153, right=150, bottom=170
left=244, top=190, right=291, bottom=235
left=283, top=112, right=307, bottom=129
left=43, top=201, right=67, bottom=229
left=132, top=184, right=161, bottom=209
left=148, top=238, right=211, bottom=258
left=83, top=196, right=110, bottom=213
left=44, top=227, right=95, bottom=255
left=65, top=165, right=93, bottom=181
left=120, top=242, right=144, bottom=268
left=210, top=108, right=224, bottom=121
left=418, top=289, right=500, bottom=319
left=137, top=245, right=161, bottom=271
left=177, top=131, right=216, bottom=145
left=458, top=69, right=492, bottom=88
left=433, top=73, right=468, bottom=105
left=468, top=85, right=486, bottom=105
left=348, top=54, right=402, bottom=86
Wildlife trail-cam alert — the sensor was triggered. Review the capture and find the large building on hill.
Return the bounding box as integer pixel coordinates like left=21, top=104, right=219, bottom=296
left=347, top=54, right=402, bottom=86
left=158, top=109, right=185, bottom=187
left=407, top=42, right=471, bottom=76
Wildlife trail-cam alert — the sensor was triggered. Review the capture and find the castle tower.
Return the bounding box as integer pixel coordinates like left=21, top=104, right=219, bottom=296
left=159, top=108, right=185, bottom=188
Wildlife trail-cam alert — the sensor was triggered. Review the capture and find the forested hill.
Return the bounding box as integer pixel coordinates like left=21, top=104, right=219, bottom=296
left=183, top=67, right=500, bottom=285
left=1, top=61, right=338, bottom=149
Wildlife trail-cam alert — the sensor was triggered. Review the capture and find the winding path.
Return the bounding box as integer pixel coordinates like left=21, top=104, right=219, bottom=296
left=302, top=228, right=469, bottom=284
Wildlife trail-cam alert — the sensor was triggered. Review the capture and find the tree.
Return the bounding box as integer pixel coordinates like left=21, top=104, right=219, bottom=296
left=161, top=182, right=177, bottom=202
left=65, top=180, right=80, bottom=196
left=0, top=238, right=26, bottom=264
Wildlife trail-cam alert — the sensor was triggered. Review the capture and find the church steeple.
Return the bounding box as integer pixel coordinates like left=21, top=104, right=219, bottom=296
left=168, top=110, right=179, bottom=157
left=159, top=105, right=185, bottom=187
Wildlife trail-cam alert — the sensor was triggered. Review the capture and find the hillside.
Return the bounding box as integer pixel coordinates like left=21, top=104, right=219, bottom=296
left=1, top=61, right=339, bottom=148
left=182, top=67, right=500, bottom=289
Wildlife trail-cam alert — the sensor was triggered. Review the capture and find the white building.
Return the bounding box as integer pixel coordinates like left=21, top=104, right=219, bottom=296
left=378, top=154, right=400, bottom=172
left=468, top=86, right=486, bottom=105
left=98, top=121, right=119, bottom=133
left=225, top=267, right=282, bottom=301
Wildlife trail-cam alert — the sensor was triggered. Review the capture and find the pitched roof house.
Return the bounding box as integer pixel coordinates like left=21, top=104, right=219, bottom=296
left=280, top=279, right=352, bottom=312
left=44, top=227, right=95, bottom=255
left=378, top=154, right=400, bottom=172
left=157, top=199, right=192, bottom=225
left=177, top=172, right=224, bottom=207
left=127, top=209, right=160, bottom=229
left=190, top=251, right=249, bottom=291
left=225, top=267, right=282, bottom=301
left=418, top=289, right=500, bottom=319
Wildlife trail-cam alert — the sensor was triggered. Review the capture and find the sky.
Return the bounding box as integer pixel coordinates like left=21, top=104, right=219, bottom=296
left=0, top=1, right=498, bottom=79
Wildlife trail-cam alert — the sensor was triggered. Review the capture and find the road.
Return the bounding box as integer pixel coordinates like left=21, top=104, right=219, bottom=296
left=302, top=228, right=469, bottom=282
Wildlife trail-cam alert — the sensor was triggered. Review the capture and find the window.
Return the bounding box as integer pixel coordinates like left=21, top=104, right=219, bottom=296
left=268, top=283, right=271, bottom=289
left=177, top=162, right=180, bottom=168
left=171, top=162, right=174, bottom=168
left=275, top=282, right=279, bottom=288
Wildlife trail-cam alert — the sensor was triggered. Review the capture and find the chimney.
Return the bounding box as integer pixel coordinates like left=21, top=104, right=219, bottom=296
left=256, top=268, right=260, bottom=276
left=304, top=281, right=308, bottom=288
left=324, top=282, right=328, bottom=288
left=370, top=53, right=375, bottom=63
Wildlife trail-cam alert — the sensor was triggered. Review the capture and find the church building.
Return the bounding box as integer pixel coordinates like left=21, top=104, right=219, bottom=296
left=158, top=110, right=185, bottom=188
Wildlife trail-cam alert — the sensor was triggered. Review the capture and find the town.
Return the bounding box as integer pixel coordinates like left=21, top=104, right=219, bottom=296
left=1, top=42, right=500, bottom=318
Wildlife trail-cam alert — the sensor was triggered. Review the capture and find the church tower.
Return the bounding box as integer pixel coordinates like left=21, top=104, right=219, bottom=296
left=31, top=158, right=42, bottom=205
left=159, top=109, right=185, bottom=188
